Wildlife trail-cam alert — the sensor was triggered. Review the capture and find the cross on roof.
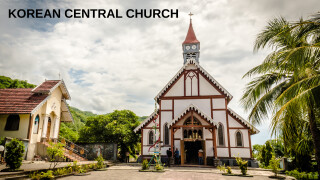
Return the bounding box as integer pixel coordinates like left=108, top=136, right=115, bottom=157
left=188, top=12, right=193, bottom=20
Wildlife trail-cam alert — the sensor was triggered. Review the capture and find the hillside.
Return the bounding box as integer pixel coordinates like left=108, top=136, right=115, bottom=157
left=0, top=76, right=36, bottom=89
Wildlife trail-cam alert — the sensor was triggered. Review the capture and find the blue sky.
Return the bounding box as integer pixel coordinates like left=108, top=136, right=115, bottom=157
left=1, top=0, right=319, bottom=145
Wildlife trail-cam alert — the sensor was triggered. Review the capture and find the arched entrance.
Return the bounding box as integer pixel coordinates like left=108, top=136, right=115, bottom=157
left=180, top=115, right=206, bottom=165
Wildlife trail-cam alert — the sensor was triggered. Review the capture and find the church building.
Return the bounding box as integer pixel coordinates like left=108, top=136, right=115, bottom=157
left=134, top=17, right=259, bottom=166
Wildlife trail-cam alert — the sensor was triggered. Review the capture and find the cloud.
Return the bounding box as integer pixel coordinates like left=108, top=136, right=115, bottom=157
left=1, top=0, right=320, bottom=145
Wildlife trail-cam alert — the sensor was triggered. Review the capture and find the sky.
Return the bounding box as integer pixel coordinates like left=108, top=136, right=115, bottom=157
left=0, top=0, right=320, bottom=145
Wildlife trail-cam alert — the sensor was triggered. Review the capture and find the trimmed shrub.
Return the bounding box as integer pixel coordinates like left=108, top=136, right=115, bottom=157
left=5, top=138, right=25, bottom=170
left=95, top=155, right=105, bottom=169
left=226, top=166, right=232, bottom=174
left=142, top=159, right=149, bottom=170
left=235, top=156, right=248, bottom=175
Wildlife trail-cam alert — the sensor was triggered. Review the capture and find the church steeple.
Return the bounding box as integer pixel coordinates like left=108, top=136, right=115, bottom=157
left=182, top=12, right=200, bottom=64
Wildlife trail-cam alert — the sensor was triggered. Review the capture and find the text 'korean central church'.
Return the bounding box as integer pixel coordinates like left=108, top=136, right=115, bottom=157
left=134, top=17, right=259, bottom=166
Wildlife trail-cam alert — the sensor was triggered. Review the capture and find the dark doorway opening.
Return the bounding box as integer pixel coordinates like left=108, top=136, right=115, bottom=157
left=184, top=140, right=203, bottom=164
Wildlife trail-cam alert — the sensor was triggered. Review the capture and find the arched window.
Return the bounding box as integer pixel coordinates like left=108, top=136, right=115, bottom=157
left=184, top=130, right=188, bottom=138
left=185, top=71, right=198, bottom=96
left=164, top=123, right=169, bottom=145
left=5, top=114, right=20, bottom=131
left=236, top=131, right=243, bottom=147
left=218, top=123, right=224, bottom=146
left=198, top=130, right=202, bottom=139
left=33, top=115, right=40, bottom=134
left=148, top=130, right=154, bottom=145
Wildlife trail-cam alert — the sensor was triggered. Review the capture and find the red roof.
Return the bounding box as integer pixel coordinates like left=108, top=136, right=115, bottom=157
left=32, top=80, right=60, bottom=93
left=0, top=89, right=48, bottom=114
left=182, top=20, right=200, bottom=45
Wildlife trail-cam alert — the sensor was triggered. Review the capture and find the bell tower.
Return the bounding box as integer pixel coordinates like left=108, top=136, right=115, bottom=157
left=182, top=12, right=200, bottom=64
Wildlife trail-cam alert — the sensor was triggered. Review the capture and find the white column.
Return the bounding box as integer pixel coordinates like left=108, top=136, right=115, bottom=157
left=41, top=115, right=49, bottom=138
left=53, top=116, right=60, bottom=139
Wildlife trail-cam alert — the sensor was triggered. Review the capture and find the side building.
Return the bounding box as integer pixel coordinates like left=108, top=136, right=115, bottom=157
left=0, top=80, right=73, bottom=160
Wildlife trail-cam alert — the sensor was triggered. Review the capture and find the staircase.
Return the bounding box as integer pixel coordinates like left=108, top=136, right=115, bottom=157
left=41, top=136, right=89, bottom=162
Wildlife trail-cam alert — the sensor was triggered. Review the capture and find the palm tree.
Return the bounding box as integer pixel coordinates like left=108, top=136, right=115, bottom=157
left=241, top=15, right=320, bottom=175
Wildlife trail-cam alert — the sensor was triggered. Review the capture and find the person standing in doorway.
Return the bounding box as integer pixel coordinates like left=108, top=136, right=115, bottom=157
left=174, top=148, right=180, bottom=164
left=166, top=148, right=172, bottom=167
left=198, top=149, right=203, bottom=165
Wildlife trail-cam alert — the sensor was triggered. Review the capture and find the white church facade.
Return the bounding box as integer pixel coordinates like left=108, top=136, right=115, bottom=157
left=134, top=18, right=259, bottom=166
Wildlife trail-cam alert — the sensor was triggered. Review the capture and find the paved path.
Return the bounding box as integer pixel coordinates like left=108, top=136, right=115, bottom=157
left=61, top=164, right=293, bottom=180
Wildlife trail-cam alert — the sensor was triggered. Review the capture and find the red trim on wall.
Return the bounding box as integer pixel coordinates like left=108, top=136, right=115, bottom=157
left=225, top=99, right=231, bottom=158
left=172, top=99, right=174, bottom=119
left=248, top=129, right=252, bottom=159
left=210, top=97, right=213, bottom=119
left=212, top=109, right=226, bottom=111
left=227, top=110, right=247, bottom=128
left=161, top=95, right=225, bottom=100
left=184, top=71, right=186, bottom=96
left=171, top=128, right=174, bottom=155
left=213, top=126, right=217, bottom=158
left=197, top=71, right=200, bottom=96
left=161, top=109, right=172, bottom=112
left=229, top=127, right=249, bottom=129
left=159, top=100, right=162, bottom=143
left=141, top=129, right=143, bottom=156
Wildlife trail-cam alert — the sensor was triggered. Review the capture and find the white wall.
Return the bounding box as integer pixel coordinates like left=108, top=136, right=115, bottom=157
left=174, top=99, right=211, bottom=118
left=212, top=98, right=225, bottom=109
left=231, top=148, right=251, bottom=158
left=161, top=100, right=172, bottom=110
left=217, top=148, right=229, bottom=157
left=164, top=76, right=184, bottom=97
left=228, top=115, right=245, bottom=128
left=206, top=140, right=214, bottom=156
left=199, top=75, right=221, bottom=96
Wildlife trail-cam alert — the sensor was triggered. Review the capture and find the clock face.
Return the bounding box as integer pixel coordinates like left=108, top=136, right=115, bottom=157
left=192, top=45, right=197, bottom=49
left=186, top=46, right=190, bottom=50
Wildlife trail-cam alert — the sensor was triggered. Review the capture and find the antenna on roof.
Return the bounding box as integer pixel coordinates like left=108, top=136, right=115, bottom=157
left=58, top=72, right=61, bottom=80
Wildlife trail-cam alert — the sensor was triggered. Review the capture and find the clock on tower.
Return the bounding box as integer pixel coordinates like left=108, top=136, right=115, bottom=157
left=182, top=12, right=200, bottom=64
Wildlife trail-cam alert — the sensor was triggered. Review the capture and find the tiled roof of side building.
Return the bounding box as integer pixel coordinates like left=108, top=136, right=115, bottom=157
left=0, top=88, right=48, bottom=114
left=32, top=80, right=61, bottom=93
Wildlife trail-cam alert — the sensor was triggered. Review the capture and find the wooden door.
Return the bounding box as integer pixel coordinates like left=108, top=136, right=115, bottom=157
left=202, top=140, right=207, bottom=165
left=46, top=119, right=51, bottom=141
left=180, top=140, right=184, bottom=165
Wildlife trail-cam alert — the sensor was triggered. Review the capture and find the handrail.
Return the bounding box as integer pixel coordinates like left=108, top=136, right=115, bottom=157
left=58, top=135, right=89, bottom=160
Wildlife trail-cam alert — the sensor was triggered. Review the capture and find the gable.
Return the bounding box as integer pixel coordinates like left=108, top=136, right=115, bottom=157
left=155, top=59, right=232, bottom=101
left=164, top=74, right=184, bottom=97
left=227, top=108, right=259, bottom=134
left=228, top=114, right=246, bottom=128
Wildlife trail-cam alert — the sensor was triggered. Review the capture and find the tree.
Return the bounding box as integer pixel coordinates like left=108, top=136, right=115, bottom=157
left=264, top=141, right=273, bottom=167
left=79, top=110, right=140, bottom=161
left=47, top=142, right=65, bottom=169
left=5, top=139, right=25, bottom=170
left=0, top=76, right=35, bottom=89
left=252, top=144, right=263, bottom=159
left=269, top=155, right=280, bottom=177
left=241, top=14, right=320, bottom=175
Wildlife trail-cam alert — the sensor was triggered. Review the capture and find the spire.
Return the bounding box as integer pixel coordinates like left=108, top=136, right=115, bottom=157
left=182, top=12, right=200, bottom=45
